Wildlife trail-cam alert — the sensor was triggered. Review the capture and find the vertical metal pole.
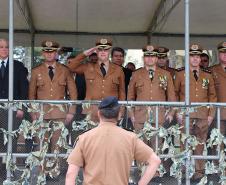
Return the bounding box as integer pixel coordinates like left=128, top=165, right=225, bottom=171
left=217, top=107, right=220, bottom=156
left=7, top=0, right=14, bottom=179
left=155, top=106, right=159, bottom=152
left=31, top=33, right=35, bottom=68
left=184, top=0, right=190, bottom=185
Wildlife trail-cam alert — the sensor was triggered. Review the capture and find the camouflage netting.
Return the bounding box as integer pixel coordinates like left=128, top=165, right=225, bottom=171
left=0, top=102, right=225, bottom=185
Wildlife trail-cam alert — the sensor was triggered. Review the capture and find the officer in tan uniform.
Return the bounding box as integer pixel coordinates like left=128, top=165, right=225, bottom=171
left=67, top=38, right=125, bottom=101
left=67, top=38, right=125, bottom=121
left=211, top=41, right=226, bottom=136
left=66, top=96, right=161, bottom=185
left=174, top=44, right=217, bottom=181
left=128, top=45, right=176, bottom=131
left=29, top=40, right=77, bottom=151
left=157, top=46, right=176, bottom=79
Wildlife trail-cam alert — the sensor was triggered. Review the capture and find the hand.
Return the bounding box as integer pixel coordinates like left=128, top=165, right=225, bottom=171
left=83, top=47, right=97, bottom=56
left=176, top=113, right=183, bottom=124
left=165, top=115, right=173, bottom=123
left=207, top=116, right=214, bottom=126
left=131, top=116, right=135, bottom=126
left=65, top=113, right=74, bottom=125
left=30, top=112, right=40, bottom=121
left=16, top=110, right=24, bottom=119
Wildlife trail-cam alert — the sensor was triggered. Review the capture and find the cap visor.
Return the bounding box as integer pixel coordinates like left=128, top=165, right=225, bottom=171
left=97, top=45, right=112, bottom=49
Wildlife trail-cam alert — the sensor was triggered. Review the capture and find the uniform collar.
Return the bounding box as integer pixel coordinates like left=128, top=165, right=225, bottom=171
left=45, top=61, right=56, bottom=69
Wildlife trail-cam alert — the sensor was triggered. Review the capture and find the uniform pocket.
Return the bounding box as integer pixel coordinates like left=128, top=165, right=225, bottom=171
left=85, top=73, right=95, bottom=84
left=58, top=81, right=66, bottom=86
left=135, top=81, right=144, bottom=93
left=37, top=80, right=45, bottom=87
left=112, top=78, right=120, bottom=90
left=112, top=78, right=119, bottom=85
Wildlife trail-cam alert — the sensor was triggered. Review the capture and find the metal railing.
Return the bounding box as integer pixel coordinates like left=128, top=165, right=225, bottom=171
left=0, top=100, right=225, bottom=184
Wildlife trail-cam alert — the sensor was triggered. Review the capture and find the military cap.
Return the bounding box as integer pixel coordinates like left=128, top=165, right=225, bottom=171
left=157, top=46, right=169, bottom=58
left=96, top=38, right=112, bottom=50
left=200, top=52, right=209, bottom=58
left=98, top=96, right=119, bottom=109
left=42, top=40, right=59, bottom=52
left=189, top=44, right=203, bottom=55
left=217, top=41, right=226, bottom=52
left=142, top=45, right=158, bottom=56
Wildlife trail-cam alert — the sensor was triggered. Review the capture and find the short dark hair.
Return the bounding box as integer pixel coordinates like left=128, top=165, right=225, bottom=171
left=126, top=62, right=135, bottom=68
left=99, top=106, right=120, bottom=119
left=111, top=47, right=125, bottom=57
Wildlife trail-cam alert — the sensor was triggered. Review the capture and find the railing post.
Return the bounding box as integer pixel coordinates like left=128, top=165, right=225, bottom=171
left=184, top=0, right=190, bottom=184
left=7, top=0, right=14, bottom=180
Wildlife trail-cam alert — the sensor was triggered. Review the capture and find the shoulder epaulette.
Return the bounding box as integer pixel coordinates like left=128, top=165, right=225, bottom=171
left=135, top=67, right=142, bottom=71
left=32, top=63, right=42, bottom=69
left=201, top=68, right=212, bottom=74
left=61, top=63, right=68, bottom=68
left=176, top=67, right=185, bottom=72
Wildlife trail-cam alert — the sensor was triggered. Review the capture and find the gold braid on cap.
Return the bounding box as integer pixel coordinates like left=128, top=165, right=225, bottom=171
left=45, top=41, right=53, bottom=47
left=100, top=39, right=108, bottom=45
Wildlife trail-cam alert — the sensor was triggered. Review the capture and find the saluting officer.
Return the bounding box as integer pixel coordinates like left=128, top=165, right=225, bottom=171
left=67, top=38, right=125, bottom=122
left=174, top=44, right=217, bottom=181
left=157, top=46, right=176, bottom=79
left=128, top=45, right=176, bottom=131
left=67, top=38, right=125, bottom=101
left=29, top=40, right=77, bottom=151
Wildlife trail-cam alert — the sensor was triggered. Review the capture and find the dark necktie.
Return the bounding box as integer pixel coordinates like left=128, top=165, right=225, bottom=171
left=149, top=69, right=154, bottom=81
left=48, top=66, right=54, bottom=80
left=100, top=63, right=106, bottom=77
left=193, top=70, right=198, bottom=81
left=1, top=61, right=6, bottom=78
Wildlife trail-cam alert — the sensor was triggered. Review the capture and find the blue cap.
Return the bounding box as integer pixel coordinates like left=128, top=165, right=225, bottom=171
left=98, top=96, right=119, bottom=109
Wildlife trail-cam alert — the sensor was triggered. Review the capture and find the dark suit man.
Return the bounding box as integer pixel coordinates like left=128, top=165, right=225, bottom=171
left=0, top=38, right=28, bottom=157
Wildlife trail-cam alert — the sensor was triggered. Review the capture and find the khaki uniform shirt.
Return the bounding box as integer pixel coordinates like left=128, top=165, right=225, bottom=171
left=211, top=64, right=226, bottom=119
left=127, top=67, right=176, bottom=124
left=67, top=53, right=125, bottom=101
left=29, top=62, right=77, bottom=119
left=174, top=69, right=217, bottom=118
left=67, top=123, right=153, bottom=185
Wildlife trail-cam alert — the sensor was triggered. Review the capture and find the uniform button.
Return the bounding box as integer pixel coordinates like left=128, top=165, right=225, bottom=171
left=196, top=94, right=198, bottom=97
left=196, top=88, right=198, bottom=91
left=150, top=97, right=152, bottom=100
left=150, top=90, right=152, bottom=93
left=50, top=88, right=53, bottom=91
left=102, top=91, right=104, bottom=93
left=102, top=85, right=104, bottom=88
left=50, top=94, right=53, bottom=97
left=102, top=80, right=105, bottom=82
